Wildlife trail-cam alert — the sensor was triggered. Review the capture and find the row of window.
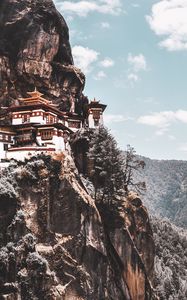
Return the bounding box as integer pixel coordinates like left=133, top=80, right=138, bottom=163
left=68, top=121, right=81, bottom=128
left=0, top=130, right=65, bottom=143
left=46, top=115, right=56, bottom=123
left=20, top=114, right=57, bottom=124
left=41, top=130, right=53, bottom=140
left=14, top=112, right=42, bottom=118
left=16, top=134, right=32, bottom=142
left=40, top=130, right=66, bottom=140
left=0, top=134, right=12, bottom=142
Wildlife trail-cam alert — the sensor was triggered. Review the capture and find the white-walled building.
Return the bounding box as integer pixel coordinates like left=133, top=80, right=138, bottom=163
left=0, top=90, right=107, bottom=161
left=0, top=91, right=79, bottom=161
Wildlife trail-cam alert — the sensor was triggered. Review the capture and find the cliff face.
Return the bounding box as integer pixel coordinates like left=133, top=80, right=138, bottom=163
left=0, top=156, right=156, bottom=300
left=0, top=0, right=85, bottom=109
left=0, top=1, right=156, bottom=298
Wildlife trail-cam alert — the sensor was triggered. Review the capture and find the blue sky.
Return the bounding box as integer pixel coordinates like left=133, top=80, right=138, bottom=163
left=54, top=0, right=187, bottom=160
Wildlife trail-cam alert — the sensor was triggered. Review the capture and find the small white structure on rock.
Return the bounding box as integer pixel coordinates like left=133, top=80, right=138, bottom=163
left=88, top=98, right=106, bottom=128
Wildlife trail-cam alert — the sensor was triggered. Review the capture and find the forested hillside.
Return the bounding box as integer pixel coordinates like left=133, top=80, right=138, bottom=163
left=136, top=157, right=187, bottom=228
left=151, top=217, right=187, bottom=299
left=131, top=156, right=187, bottom=298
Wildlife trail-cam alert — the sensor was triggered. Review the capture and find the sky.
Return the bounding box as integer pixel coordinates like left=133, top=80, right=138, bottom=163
left=54, top=0, right=187, bottom=160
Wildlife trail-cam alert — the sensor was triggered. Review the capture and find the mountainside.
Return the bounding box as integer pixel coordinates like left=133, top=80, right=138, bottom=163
left=0, top=155, right=155, bottom=300
left=0, top=0, right=85, bottom=111
left=151, top=216, right=187, bottom=300
left=136, top=157, right=187, bottom=228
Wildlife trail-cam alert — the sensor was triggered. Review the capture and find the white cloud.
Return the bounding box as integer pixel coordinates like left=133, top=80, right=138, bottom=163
left=127, top=53, right=147, bottom=85
left=100, top=58, right=114, bottom=67
left=56, top=0, right=123, bottom=17
left=175, top=110, right=187, bottom=123
left=69, top=29, right=93, bottom=41
left=146, top=0, right=187, bottom=51
left=178, top=143, right=187, bottom=152
left=72, top=45, right=99, bottom=74
left=155, top=127, right=169, bottom=136
left=66, top=15, right=74, bottom=22
left=168, top=135, right=176, bottom=141
left=138, top=110, right=187, bottom=134
left=138, top=111, right=175, bottom=128
left=132, top=3, right=140, bottom=8
left=127, top=73, right=139, bottom=82
left=94, top=70, right=107, bottom=80
left=104, top=114, right=132, bottom=124
left=101, top=22, right=110, bottom=28
left=127, top=53, right=147, bottom=72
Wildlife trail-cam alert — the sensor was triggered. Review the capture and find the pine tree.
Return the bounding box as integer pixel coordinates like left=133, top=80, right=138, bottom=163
left=87, top=127, right=145, bottom=204
left=88, top=127, right=124, bottom=203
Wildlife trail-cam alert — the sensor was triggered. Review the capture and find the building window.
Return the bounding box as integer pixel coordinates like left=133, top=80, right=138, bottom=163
left=3, top=144, right=8, bottom=151
left=41, top=130, right=53, bottom=140
left=92, top=110, right=101, bottom=120
left=46, top=115, right=54, bottom=124
left=22, top=114, right=30, bottom=123
left=50, top=116, right=54, bottom=123
left=94, top=119, right=99, bottom=127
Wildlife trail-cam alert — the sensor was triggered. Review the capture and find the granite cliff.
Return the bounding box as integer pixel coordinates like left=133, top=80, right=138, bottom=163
left=0, top=155, right=156, bottom=300
left=0, top=0, right=85, bottom=111
left=0, top=1, right=156, bottom=299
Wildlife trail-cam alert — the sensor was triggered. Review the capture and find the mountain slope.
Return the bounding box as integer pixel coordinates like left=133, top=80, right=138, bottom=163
left=151, top=216, right=187, bottom=299
left=136, top=157, right=187, bottom=228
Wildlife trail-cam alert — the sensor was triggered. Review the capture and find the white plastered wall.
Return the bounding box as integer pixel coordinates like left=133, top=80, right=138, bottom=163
left=88, top=114, right=95, bottom=128
left=6, top=149, right=56, bottom=161
left=0, top=142, right=12, bottom=160
left=30, top=116, right=45, bottom=124
left=36, top=134, right=65, bottom=152
left=0, top=143, right=6, bottom=160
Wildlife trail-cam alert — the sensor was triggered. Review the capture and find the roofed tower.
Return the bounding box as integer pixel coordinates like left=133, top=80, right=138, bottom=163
left=18, top=90, right=58, bottom=107
left=88, top=98, right=107, bottom=128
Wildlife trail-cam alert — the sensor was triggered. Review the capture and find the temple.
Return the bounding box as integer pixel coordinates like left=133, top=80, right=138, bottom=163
left=0, top=90, right=106, bottom=161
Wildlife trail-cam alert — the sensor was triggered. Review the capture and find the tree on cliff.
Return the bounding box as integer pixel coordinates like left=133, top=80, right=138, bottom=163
left=123, top=144, right=146, bottom=193
left=87, top=127, right=145, bottom=203
left=88, top=127, right=124, bottom=203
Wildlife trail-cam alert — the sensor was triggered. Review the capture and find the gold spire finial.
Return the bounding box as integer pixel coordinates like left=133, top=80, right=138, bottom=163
left=27, top=89, right=43, bottom=98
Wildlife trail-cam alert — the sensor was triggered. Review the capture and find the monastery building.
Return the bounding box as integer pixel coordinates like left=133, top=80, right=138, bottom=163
left=0, top=90, right=106, bottom=161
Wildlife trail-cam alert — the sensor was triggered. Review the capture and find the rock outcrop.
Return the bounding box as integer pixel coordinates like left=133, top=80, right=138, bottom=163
left=0, top=0, right=85, bottom=110
left=0, top=155, right=156, bottom=300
